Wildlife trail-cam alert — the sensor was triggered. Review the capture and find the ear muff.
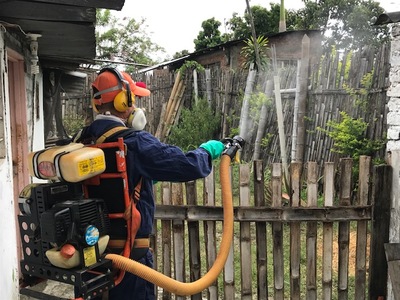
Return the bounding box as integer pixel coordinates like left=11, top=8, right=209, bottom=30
left=98, top=67, right=133, bottom=112
left=113, top=90, right=135, bottom=112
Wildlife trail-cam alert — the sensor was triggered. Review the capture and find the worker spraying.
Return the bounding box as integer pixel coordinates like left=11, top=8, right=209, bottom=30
left=20, top=67, right=244, bottom=300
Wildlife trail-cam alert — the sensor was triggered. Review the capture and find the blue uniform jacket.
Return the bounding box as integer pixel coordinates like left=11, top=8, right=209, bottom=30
left=79, top=118, right=213, bottom=238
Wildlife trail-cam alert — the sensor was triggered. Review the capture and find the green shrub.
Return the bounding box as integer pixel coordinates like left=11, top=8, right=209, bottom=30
left=167, top=98, right=221, bottom=151
left=63, top=116, right=86, bottom=137
left=318, top=111, right=385, bottom=161
left=318, top=111, right=386, bottom=188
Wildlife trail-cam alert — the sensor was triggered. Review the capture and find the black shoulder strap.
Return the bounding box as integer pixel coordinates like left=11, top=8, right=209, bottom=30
left=96, top=125, right=143, bottom=205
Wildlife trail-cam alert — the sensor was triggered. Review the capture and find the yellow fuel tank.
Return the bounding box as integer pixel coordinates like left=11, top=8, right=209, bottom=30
left=28, top=143, right=106, bottom=182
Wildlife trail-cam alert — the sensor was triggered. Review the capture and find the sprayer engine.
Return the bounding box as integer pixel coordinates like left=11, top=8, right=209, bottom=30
left=18, top=181, right=114, bottom=299
left=40, top=198, right=109, bottom=247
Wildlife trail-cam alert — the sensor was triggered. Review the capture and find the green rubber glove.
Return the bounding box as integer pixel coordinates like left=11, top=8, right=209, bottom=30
left=200, top=140, right=225, bottom=160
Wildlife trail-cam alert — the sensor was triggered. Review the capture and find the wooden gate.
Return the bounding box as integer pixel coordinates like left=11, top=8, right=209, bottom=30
left=151, top=156, right=392, bottom=299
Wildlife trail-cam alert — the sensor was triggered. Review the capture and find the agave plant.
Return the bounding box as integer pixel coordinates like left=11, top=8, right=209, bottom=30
left=240, top=35, right=270, bottom=71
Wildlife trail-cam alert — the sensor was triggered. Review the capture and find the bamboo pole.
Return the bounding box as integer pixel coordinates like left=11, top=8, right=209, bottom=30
left=155, top=71, right=183, bottom=141
left=165, top=71, right=181, bottom=117
left=164, top=82, right=186, bottom=138
left=164, top=79, right=184, bottom=129
left=165, top=80, right=183, bottom=124
left=155, top=102, right=167, bottom=139
left=271, top=45, right=289, bottom=190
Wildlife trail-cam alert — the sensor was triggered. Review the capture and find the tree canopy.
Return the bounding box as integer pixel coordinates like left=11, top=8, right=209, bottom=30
left=295, top=0, right=388, bottom=50
left=95, top=1, right=389, bottom=66
left=193, top=1, right=389, bottom=53
left=193, top=17, right=224, bottom=52
left=95, top=9, right=164, bottom=71
left=225, top=4, right=299, bottom=39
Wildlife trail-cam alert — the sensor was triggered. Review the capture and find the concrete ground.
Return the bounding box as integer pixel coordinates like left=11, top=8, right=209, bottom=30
left=20, top=280, right=74, bottom=299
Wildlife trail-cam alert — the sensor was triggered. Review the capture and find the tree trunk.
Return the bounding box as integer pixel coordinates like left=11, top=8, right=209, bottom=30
left=253, top=77, right=273, bottom=160
left=294, top=34, right=310, bottom=163
left=279, top=0, right=286, bottom=32
left=239, top=68, right=257, bottom=144
left=193, top=69, right=198, bottom=103
left=205, top=69, right=212, bottom=106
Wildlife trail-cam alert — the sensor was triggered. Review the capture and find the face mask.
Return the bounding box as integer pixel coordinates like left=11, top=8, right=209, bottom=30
left=127, top=107, right=147, bottom=130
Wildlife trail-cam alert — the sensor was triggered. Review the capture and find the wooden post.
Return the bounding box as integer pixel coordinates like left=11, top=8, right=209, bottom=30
left=239, top=164, right=252, bottom=299
left=151, top=184, right=158, bottom=297
left=369, top=165, right=392, bottom=299
left=355, top=156, right=371, bottom=300
left=322, top=162, right=335, bottom=300
left=338, top=158, right=352, bottom=300
left=172, top=183, right=185, bottom=300
left=224, top=167, right=235, bottom=299
left=272, top=163, right=284, bottom=299
left=186, top=181, right=202, bottom=300
left=203, top=166, right=218, bottom=299
left=306, top=162, right=318, bottom=299
left=254, top=160, right=268, bottom=299
left=161, top=182, right=172, bottom=299
left=290, top=162, right=302, bottom=299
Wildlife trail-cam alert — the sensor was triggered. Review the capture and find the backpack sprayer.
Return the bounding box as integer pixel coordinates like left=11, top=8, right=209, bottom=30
left=19, top=136, right=244, bottom=299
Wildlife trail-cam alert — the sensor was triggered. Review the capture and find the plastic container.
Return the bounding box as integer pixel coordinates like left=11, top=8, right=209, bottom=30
left=28, top=143, right=106, bottom=182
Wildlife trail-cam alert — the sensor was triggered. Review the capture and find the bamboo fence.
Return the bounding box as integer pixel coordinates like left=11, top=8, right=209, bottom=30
left=150, top=156, right=391, bottom=299
left=135, top=44, right=389, bottom=176
left=62, top=44, right=389, bottom=174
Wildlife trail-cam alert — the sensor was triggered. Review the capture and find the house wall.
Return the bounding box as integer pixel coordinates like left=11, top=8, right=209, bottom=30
left=387, top=22, right=400, bottom=300
left=192, top=30, right=322, bottom=71
left=0, top=30, right=20, bottom=300
left=387, top=23, right=400, bottom=244
left=268, top=30, right=322, bottom=64
left=0, top=29, right=45, bottom=299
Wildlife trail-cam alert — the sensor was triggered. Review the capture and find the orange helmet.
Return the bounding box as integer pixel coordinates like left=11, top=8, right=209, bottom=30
left=92, top=68, right=150, bottom=110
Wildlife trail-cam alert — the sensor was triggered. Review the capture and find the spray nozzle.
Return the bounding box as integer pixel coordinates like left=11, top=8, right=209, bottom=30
left=221, top=135, right=245, bottom=160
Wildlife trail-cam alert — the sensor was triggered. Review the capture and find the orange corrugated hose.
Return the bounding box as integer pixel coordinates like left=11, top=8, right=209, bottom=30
left=105, top=154, right=233, bottom=296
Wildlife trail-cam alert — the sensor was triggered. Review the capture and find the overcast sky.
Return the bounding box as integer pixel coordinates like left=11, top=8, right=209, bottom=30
left=117, top=0, right=399, bottom=60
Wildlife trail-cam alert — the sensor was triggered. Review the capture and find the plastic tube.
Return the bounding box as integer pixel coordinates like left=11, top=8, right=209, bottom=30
left=105, top=154, right=233, bottom=296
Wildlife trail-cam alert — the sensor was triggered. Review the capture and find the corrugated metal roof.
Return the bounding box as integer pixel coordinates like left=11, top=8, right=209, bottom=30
left=373, top=11, right=400, bottom=25
left=0, top=0, right=125, bottom=70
